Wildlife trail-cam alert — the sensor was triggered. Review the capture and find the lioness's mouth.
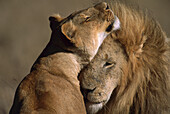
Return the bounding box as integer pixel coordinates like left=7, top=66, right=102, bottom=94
left=106, top=22, right=114, bottom=32
left=106, top=15, right=120, bottom=32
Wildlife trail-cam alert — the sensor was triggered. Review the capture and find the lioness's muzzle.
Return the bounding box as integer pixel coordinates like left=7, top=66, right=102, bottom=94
left=106, top=15, right=120, bottom=32
left=106, top=22, right=114, bottom=32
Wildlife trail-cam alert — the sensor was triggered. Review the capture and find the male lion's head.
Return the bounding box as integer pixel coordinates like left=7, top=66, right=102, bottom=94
left=49, top=2, right=120, bottom=61
left=79, top=2, right=169, bottom=114
left=79, top=35, right=127, bottom=114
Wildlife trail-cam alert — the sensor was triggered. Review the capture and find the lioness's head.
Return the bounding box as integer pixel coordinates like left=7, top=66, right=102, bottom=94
left=49, top=2, right=120, bottom=61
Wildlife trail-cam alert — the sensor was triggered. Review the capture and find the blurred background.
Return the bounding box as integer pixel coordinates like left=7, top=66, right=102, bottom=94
left=0, top=0, right=169, bottom=113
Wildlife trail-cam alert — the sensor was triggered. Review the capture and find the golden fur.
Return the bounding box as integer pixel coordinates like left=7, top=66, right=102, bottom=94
left=9, top=2, right=120, bottom=114
left=80, top=1, right=170, bottom=114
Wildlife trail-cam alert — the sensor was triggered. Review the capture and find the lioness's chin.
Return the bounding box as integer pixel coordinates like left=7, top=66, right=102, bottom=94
left=86, top=102, right=104, bottom=114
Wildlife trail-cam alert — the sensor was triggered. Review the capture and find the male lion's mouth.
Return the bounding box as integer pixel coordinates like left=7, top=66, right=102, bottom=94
left=85, top=98, right=104, bottom=114
left=85, top=97, right=105, bottom=104
left=83, top=91, right=108, bottom=106
left=81, top=87, right=109, bottom=105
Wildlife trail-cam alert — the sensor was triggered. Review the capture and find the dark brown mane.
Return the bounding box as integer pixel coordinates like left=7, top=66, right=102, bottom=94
left=99, top=1, right=169, bottom=114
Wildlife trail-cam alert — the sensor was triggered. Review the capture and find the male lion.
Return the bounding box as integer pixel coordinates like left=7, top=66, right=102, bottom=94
left=79, top=1, right=170, bottom=114
left=9, top=2, right=120, bottom=114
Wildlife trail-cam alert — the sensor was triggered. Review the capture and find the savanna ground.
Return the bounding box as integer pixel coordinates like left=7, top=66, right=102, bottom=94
left=0, top=0, right=169, bottom=113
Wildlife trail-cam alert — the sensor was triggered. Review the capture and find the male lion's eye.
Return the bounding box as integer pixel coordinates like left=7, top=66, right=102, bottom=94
left=103, top=62, right=116, bottom=69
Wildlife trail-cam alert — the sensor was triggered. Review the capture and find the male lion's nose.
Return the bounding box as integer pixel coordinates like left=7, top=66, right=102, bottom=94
left=95, top=2, right=109, bottom=10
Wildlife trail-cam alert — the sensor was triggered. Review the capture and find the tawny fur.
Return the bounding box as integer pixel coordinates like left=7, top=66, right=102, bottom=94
left=80, top=1, right=170, bottom=114
left=9, top=2, right=118, bottom=114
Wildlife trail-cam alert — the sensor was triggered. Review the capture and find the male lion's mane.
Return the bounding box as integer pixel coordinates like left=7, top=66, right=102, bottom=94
left=99, top=1, right=170, bottom=114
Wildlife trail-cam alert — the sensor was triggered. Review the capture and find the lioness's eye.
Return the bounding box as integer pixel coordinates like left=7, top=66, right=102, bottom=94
left=85, top=16, right=90, bottom=22
left=103, top=62, right=116, bottom=69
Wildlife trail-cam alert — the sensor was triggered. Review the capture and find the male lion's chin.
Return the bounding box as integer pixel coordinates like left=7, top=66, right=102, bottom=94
left=85, top=101, right=104, bottom=114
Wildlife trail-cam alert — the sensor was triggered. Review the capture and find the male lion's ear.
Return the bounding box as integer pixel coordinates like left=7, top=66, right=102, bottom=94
left=49, top=14, right=63, bottom=30
left=61, top=21, right=76, bottom=41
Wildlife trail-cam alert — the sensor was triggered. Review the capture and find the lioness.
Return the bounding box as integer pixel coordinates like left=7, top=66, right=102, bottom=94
left=79, top=1, right=169, bottom=114
left=9, top=2, right=120, bottom=114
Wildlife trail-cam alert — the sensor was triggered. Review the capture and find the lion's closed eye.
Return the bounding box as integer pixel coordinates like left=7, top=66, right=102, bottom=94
left=78, top=14, right=91, bottom=23
left=84, top=16, right=91, bottom=22
left=103, top=62, right=116, bottom=69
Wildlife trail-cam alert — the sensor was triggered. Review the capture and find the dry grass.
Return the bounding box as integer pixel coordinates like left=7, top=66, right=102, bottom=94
left=0, top=0, right=169, bottom=113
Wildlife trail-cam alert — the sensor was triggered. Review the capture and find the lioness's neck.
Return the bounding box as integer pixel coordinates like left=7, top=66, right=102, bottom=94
left=31, top=41, right=86, bottom=83
left=31, top=30, right=89, bottom=86
left=34, top=50, right=82, bottom=74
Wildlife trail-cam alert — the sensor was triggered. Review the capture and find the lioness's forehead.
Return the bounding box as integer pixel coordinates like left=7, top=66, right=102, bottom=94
left=73, top=7, right=98, bottom=17
left=63, top=7, right=99, bottom=25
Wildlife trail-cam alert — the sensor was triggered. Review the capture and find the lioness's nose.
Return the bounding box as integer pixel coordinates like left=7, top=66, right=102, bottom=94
left=94, top=2, right=109, bottom=10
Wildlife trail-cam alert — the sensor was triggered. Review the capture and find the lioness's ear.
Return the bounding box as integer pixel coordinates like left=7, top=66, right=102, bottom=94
left=61, top=21, right=76, bottom=40
left=49, top=14, right=63, bottom=30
